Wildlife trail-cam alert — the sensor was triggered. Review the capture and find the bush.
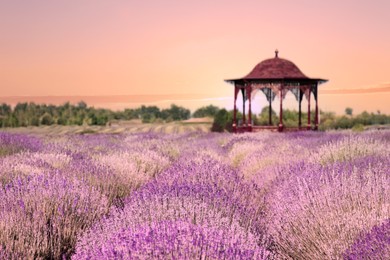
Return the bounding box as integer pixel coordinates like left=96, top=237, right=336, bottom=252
left=268, top=155, right=390, bottom=259
left=193, top=105, right=220, bottom=118
left=211, top=109, right=229, bottom=132
left=352, top=123, right=365, bottom=132
left=40, top=112, right=53, bottom=125
left=0, top=174, right=108, bottom=259
left=74, top=220, right=271, bottom=259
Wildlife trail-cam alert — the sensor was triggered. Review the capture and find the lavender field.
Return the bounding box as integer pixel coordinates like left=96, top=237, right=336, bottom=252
left=0, top=130, right=389, bottom=259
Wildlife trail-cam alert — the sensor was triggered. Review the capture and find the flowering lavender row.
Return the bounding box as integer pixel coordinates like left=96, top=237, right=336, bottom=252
left=344, top=219, right=390, bottom=259
left=0, top=132, right=42, bottom=156
left=0, top=130, right=389, bottom=259
left=74, top=146, right=272, bottom=258
left=74, top=220, right=270, bottom=259
left=266, top=156, right=390, bottom=259
left=0, top=132, right=184, bottom=258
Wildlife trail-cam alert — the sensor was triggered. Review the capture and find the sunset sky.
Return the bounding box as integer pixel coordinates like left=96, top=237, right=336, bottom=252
left=1, top=1, right=389, bottom=114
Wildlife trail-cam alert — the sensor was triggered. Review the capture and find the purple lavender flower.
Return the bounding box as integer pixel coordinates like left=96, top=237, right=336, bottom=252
left=73, top=220, right=271, bottom=259
left=267, top=155, right=390, bottom=259
left=0, top=132, right=42, bottom=156
left=0, top=174, right=108, bottom=259
left=344, top=219, right=390, bottom=259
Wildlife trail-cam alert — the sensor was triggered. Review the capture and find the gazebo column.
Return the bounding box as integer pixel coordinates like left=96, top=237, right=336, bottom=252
left=307, top=87, right=311, bottom=130
left=314, top=84, right=319, bottom=130
left=241, top=88, right=246, bottom=126
left=269, top=93, right=272, bottom=125
left=247, top=85, right=252, bottom=131
left=278, top=87, right=284, bottom=132
left=233, top=86, right=239, bottom=132
left=298, top=88, right=303, bottom=128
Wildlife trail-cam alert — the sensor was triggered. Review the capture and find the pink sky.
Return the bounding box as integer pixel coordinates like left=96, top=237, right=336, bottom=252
left=0, top=1, right=389, bottom=114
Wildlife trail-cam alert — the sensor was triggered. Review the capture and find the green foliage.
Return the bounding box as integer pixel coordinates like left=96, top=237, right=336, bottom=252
left=210, top=109, right=237, bottom=132
left=0, top=104, right=11, bottom=116
left=255, top=106, right=278, bottom=126
left=212, top=105, right=390, bottom=132
left=40, top=113, right=53, bottom=125
left=352, top=123, right=365, bottom=132
left=320, top=109, right=390, bottom=130
left=336, top=116, right=354, bottom=129
left=211, top=109, right=229, bottom=132
left=141, top=113, right=154, bottom=123
left=193, top=105, right=220, bottom=118
left=262, top=108, right=390, bottom=130
left=1, top=102, right=390, bottom=130
left=161, top=104, right=190, bottom=121
left=0, top=102, right=193, bottom=128
left=345, top=107, right=353, bottom=116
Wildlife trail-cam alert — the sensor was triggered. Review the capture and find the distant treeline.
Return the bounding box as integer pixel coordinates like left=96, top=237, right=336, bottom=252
left=0, top=102, right=389, bottom=131
left=0, top=102, right=191, bottom=127
left=211, top=107, right=390, bottom=132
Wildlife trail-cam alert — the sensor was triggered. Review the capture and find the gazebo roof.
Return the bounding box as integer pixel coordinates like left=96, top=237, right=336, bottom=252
left=225, top=50, right=327, bottom=85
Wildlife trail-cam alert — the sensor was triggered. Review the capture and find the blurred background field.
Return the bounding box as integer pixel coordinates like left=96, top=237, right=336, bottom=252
left=1, top=119, right=213, bottom=135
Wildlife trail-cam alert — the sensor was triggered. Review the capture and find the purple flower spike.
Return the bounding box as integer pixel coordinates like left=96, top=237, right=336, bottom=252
left=344, top=219, right=390, bottom=259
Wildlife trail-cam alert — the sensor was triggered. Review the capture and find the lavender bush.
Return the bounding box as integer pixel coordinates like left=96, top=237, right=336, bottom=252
left=267, top=155, right=390, bottom=259
left=74, top=220, right=270, bottom=259
left=0, top=174, right=108, bottom=259
left=344, top=219, right=390, bottom=259
left=74, top=155, right=272, bottom=258
left=0, top=151, right=71, bottom=186
left=310, top=133, right=390, bottom=165
left=0, top=132, right=42, bottom=156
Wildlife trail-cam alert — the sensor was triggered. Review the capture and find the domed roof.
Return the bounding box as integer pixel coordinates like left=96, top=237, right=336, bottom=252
left=225, top=50, right=328, bottom=85
left=244, top=50, right=308, bottom=79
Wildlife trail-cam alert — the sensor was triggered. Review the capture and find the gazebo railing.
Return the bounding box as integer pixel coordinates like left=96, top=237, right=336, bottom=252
left=234, top=125, right=311, bottom=133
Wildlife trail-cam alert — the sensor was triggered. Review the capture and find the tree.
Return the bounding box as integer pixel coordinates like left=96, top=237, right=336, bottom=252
left=77, top=101, right=88, bottom=110
left=0, top=103, right=11, bottom=116
left=335, top=116, right=353, bottom=129
left=345, top=107, right=353, bottom=116
left=141, top=113, right=154, bottom=123
left=161, top=104, right=190, bottom=121
left=40, top=113, right=53, bottom=125
left=211, top=109, right=230, bottom=132
left=139, top=105, right=160, bottom=118
left=123, top=109, right=139, bottom=120
left=193, top=105, right=219, bottom=118
left=256, top=106, right=278, bottom=126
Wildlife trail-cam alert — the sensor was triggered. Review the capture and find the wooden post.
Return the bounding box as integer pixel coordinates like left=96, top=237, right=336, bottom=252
left=298, top=88, right=302, bottom=129
left=278, top=87, right=283, bottom=132
left=314, top=84, right=319, bottom=130
left=269, top=96, right=272, bottom=125
left=242, top=88, right=246, bottom=126
left=247, top=86, right=252, bottom=131
left=233, top=86, right=238, bottom=132
left=307, top=88, right=311, bottom=130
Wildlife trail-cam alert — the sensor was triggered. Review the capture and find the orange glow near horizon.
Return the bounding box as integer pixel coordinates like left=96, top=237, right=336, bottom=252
left=1, top=1, right=390, bottom=114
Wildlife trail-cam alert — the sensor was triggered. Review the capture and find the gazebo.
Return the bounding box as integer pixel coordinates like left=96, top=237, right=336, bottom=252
left=225, top=50, right=328, bottom=132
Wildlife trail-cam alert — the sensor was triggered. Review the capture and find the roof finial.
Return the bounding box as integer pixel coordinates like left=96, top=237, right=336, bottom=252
left=275, top=49, right=279, bottom=58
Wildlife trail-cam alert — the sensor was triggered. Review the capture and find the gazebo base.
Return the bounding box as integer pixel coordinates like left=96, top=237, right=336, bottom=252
left=234, top=126, right=315, bottom=133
